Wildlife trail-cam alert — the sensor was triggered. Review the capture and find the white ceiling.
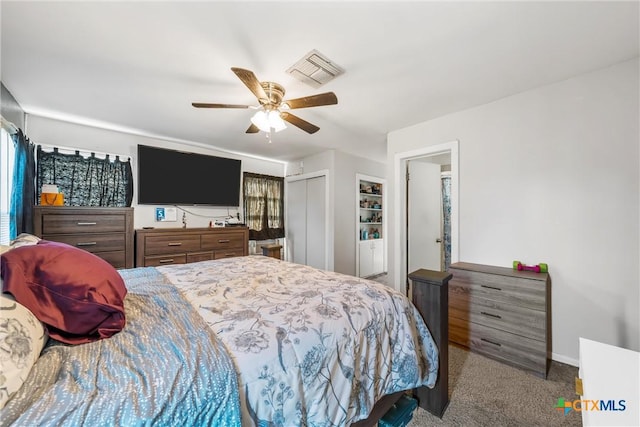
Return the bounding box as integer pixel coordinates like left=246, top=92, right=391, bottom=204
left=2, top=1, right=638, bottom=163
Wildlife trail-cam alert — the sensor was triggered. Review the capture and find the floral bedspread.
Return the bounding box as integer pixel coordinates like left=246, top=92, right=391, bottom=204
left=158, top=255, right=438, bottom=426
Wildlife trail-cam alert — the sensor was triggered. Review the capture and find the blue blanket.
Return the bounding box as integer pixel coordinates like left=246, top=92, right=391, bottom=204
left=1, top=267, right=242, bottom=427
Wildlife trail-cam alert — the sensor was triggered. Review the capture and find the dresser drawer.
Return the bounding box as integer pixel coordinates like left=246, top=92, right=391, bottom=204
left=450, top=292, right=546, bottom=342
left=42, top=233, right=125, bottom=254
left=97, top=251, right=127, bottom=269
left=450, top=317, right=546, bottom=375
left=42, top=214, right=126, bottom=234
left=144, top=254, right=187, bottom=267
left=449, top=272, right=545, bottom=311
left=144, top=235, right=201, bottom=255
left=214, top=248, right=244, bottom=259
left=187, top=251, right=214, bottom=263
left=201, top=232, right=244, bottom=250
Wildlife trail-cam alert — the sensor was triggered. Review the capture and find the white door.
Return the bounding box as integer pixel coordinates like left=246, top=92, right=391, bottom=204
left=359, top=241, right=373, bottom=277
left=287, top=179, right=307, bottom=265
left=305, top=176, right=326, bottom=270
left=408, top=160, right=442, bottom=273
left=285, top=174, right=326, bottom=270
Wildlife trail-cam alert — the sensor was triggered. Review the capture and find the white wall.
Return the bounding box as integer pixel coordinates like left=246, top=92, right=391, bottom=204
left=26, top=115, right=285, bottom=229
left=286, top=149, right=385, bottom=275
left=334, top=151, right=385, bottom=275
left=387, top=59, right=639, bottom=364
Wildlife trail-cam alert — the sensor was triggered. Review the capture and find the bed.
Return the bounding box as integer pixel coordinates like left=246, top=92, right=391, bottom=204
left=1, top=242, right=446, bottom=426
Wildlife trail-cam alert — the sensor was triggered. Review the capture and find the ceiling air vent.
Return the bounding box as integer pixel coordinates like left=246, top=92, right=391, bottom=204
left=286, top=50, right=344, bottom=89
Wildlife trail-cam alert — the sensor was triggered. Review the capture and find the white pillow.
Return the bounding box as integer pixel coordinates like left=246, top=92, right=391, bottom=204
left=9, top=233, right=41, bottom=249
left=0, top=293, right=48, bottom=409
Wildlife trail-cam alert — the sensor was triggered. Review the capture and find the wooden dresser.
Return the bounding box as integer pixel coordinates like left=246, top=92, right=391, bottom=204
left=448, top=262, right=550, bottom=377
left=135, top=227, right=249, bottom=267
left=33, top=206, right=134, bottom=268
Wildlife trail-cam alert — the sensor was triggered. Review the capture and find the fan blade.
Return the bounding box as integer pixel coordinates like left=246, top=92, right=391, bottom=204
left=192, top=102, right=250, bottom=109
left=246, top=123, right=259, bottom=133
left=283, top=92, right=338, bottom=109
left=231, top=67, right=269, bottom=103
left=280, top=112, right=320, bottom=134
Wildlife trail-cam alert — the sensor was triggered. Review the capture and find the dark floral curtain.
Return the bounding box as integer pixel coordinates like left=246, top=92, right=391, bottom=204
left=10, top=130, right=36, bottom=238
left=441, top=175, right=452, bottom=271
left=36, top=146, right=133, bottom=207
left=243, top=172, right=284, bottom=240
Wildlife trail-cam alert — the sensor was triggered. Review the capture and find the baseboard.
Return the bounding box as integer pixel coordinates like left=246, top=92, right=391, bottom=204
left=552, top=352, right=579, bottom=367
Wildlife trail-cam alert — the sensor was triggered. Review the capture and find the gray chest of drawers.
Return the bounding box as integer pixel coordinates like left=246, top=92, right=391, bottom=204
left=448, top=262, right=550, bottom=377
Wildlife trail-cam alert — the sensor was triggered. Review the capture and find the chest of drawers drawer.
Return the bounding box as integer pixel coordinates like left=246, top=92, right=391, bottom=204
left=450, top=317, right=546, bottom=374
left=449, top=292, right=546, bottom=341
left=144, top=235, right=201, bottom=255
left=201, top=232, right=245, bottom=250
left=450, top=270, right=545, bottom=311
left=41, top=214, right=126, bottom=234
left=144, top=254, right=188, bottom=267
left=42, top=233, right=126, bottom=254
left=213, top=248, right=245, bottom=259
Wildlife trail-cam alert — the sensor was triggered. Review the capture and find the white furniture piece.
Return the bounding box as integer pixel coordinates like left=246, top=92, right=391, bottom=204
left=356, top=174, right=385, bottom=277
left=359, top=239, right=384, bottom=278
left=579, top=337, right=639, bottom=426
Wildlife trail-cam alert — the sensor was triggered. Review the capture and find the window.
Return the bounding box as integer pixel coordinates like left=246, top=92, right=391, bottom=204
left=0, top=128, right=15, bottom=245
left=243, top=172, right=284, bottom=241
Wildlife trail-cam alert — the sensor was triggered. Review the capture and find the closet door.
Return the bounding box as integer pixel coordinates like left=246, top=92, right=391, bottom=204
left=287, top=179, right=307, bottom=265
left=285, top=174, right=327, bottom=270
left=305, top=176, right=326, bottom=270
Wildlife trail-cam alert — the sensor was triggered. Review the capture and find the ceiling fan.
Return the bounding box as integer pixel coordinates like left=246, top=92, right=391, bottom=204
left=192, top=67, right=338, bottom=135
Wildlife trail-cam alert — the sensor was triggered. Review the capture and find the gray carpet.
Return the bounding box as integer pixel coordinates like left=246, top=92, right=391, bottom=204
left=407, top=345, right=582, bottom=426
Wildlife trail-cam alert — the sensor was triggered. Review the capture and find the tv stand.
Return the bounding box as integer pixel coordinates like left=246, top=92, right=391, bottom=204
left=135, top=227, right=248, bottom=267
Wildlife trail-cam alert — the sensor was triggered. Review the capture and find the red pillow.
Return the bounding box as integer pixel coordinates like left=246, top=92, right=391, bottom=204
left=1, top=240, right=127, bottom=344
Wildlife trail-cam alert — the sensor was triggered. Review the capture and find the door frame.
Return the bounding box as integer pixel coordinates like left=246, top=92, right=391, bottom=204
left=393, top=140, right=459, bottom=293
left=285, top=169, right=332, bottom=271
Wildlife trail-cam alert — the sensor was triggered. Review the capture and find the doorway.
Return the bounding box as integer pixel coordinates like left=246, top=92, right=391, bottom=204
left=407, top=156, right=450, bottom=273
left=393, top=141, right=459, bottom=295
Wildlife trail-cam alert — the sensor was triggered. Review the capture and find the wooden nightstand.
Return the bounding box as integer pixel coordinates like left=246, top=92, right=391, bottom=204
left=261, top=244, right=282, bottom=259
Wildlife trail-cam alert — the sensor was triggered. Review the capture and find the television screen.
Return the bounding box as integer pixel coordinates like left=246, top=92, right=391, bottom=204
left=137, top=145, right=241, bottom=206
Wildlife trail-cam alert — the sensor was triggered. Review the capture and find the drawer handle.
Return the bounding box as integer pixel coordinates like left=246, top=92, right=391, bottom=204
left=481, top=311, right=502, bottom=319
left=481, top=284, right=502, bottom=291
left=218, top=239, right=231, bottom=243
left=159, top=259, right=174, bottom=264
left=77, top=222, right=97, bottom=226
left=167, top=242, right=182, bottom=246
left=76, top=242, right=97, bottom=247
left=223, top=253, right=235, bottom=257
left=481, top=338, right=502, bottom=347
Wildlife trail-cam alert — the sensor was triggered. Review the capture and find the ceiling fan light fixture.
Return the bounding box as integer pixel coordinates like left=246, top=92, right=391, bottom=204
left=269, top=111, right=287, bottom=132
left=250, top=110, right=270, bottom=132
left=251, top=109, right=286, bottom=133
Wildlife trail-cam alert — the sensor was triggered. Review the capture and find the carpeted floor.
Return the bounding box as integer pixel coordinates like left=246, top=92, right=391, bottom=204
left=407, top=345, right=582, bottom=426
left=368, top=273, right=582, bottom=426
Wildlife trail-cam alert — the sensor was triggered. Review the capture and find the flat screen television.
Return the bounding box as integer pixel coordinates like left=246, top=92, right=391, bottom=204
left=137, top=145, right=241, bottom=206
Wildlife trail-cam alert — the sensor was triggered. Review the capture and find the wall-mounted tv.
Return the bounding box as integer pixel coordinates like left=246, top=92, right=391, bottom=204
left=137, top=145, right=241, bottom=206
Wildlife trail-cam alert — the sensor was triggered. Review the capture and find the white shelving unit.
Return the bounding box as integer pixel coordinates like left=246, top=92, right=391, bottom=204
left=356, top=174, right=386, bottom=278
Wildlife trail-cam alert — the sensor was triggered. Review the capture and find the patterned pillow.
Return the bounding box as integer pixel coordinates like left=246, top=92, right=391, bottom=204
left=9, top=233, right=41, bottom=249
left=0, top=293, right=48, bottom=409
